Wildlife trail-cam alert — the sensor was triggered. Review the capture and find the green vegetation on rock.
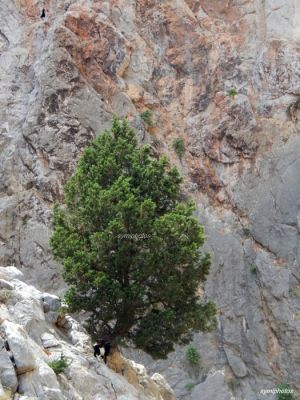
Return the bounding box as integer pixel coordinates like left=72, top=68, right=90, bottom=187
left=185, top=382, right=196, bottom=391
left=50, top=117, right=216, bottom=359
left=250, top=265, right=257, bottom=275
left=186, top=346, right=201, bottom=367
left=48, top=354, right=69, bottom=375
left=173, top=137, right=185, bottom=160
left=140, top=109, right=153, bottom=127
left=227, top=88, right=238, bottom=97
left=276, top=384, right=298, bottom=400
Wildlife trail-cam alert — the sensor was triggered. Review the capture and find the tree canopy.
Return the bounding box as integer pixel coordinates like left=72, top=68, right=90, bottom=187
left=50, top=117, right=216, bottom=359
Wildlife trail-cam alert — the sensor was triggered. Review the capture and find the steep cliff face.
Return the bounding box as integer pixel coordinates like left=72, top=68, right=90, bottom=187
left=1, top=1, right=300, bottom=399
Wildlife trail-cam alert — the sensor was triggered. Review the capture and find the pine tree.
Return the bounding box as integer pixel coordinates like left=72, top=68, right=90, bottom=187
left=50, top=117, right=216, bottom=359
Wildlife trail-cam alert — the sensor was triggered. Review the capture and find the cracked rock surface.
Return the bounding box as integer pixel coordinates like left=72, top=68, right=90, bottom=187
left=0, top=1, right=300, bottom=399
left=0, top=266, right=175, bottom=400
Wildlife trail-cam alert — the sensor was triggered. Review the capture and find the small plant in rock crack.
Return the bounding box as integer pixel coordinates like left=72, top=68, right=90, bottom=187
left=48, top=354, right=69, bottom=374
left=173, top=137, right=185, bottom=160
left=243, top=227, right=251, bottom=237
left=57, top=305, right=69, bottom=318
left=227, top=377, right=240, bottom=391
left=22, top=216, right=29, bottom=226
left=186, top=346, right=201, bottom=367
left=288, top=287, right=298, bottom=298
left=227, top=87, right=238, bottom=97
left=276, top=383, right=298, bottom=400
left=185, top=382, right=197, bottom=391
left=0, top=289, right=12, bottom=304
left=250, top=265, right=257, bottom=275
left=140, top=109, right=153, bottom=127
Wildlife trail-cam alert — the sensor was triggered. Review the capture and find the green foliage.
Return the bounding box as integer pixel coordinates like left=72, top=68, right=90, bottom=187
left=243, top=227, right=251, bottom=237
left=173, top=137, right=185, bottom=160
left=48, top=354, right=69, bottom=374
left=276, top=384, right=297, bottom=400
left=50, top=116, right=216, bottom=359
left=185, top=382, right=196, bottom=391
left=0, top=289, right=12, bottom=303
left=22, top=216, right=29, bottom=226
left=140, top=110, right=153, bottom=127
left=227, top=88, right=238, bottom=97
left=250, top=265, right=257, bottom=275
left=186, top=346, right=201, bottom=366
left=227, top=377, right=239, bottom=391
left=288, top=287, right=298, bottom=298
left=57, top=305, right=68, bottom=317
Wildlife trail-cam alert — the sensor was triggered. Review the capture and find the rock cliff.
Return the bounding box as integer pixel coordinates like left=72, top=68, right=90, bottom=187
left=0, top=1, right=300, bottom=399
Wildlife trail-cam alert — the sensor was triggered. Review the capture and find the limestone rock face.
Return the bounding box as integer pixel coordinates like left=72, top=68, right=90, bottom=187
left=0, top=1, right=300, bottom=399
left=0, top=267, right=175, bottom=400
left=0, top=337, right=18, bottom=393
left=191, top=370, right=233, bottom=400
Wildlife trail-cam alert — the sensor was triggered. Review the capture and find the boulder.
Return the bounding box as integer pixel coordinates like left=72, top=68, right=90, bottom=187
left=151, top=373, right=176, bottom=400
left=0, top=338, right=18, bottom=393
left=41, top=333, right=59, bottom=348
left=191, top=370, right=232, bottom=400
left=224, top=347, right=248, bottom=378
left=1, top=321, right=36, bottom=374
left=18, top=360, right=63, bottom=399
left=41, top=294, right=61, bottom=312
left=45, top=311, right=59, bottom=324
left=0, top=279, right=14, bottom=290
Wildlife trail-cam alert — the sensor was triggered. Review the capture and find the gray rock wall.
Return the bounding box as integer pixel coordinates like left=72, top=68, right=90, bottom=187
left=0, top=1, right=300, bottom=399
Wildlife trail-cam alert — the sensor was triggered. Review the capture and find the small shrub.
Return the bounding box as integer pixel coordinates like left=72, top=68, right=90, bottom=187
left=227, top=377, right=239, bottom=391
left=0, top=289, right=12, bottom=303
left=288, top=288, right=297, bottom=298
left=243, top=227, right=251, bottom=236
left=57, top=305, right=68, bottom=317
left=227, top=88, right=238, bottom=97
left=186, top=346, right=201, bottom=367
left=185, top=382, right=196, bottom=391
left=48, top=354, right=69, bottom=374
left=140, top=110, right=153, bottom=127
left=173, top=137, right=185, bottom=160
left=276, top=383, right=297, bottom=400
left=22, top=216, right=29, bottom=226
left=250, top=265, right=257, bottom=275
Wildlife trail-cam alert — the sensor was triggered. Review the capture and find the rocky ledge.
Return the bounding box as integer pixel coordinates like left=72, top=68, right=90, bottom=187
left=0, top=266, right=175, bottom=400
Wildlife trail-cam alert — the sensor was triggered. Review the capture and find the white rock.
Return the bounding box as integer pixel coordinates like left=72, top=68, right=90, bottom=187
left=1, top=321, right=36, bottom=374
left=41, top=294, right=61, bottom=312
left=0, top=267, right=24, bottom=281
left=45, top=311, right=59, bottom=324
left=191, top=370, right=232, bottom=400
left=0, top=268, right=175, bottom=399
left=0, top=279, right=14, bottom=290
left=151, top=373, right=175, bottom=400
left=41, top=333, right=59, bottom=348
left=18, top=360, right=62, bottom=400
left=13, top=297, right=45, bottom=332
